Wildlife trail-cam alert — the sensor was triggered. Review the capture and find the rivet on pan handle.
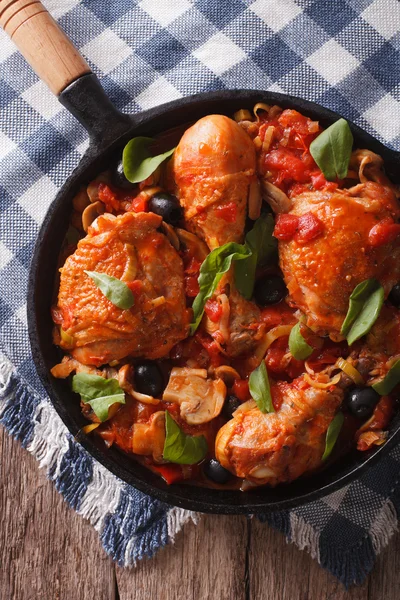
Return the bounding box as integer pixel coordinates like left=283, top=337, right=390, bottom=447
left=0, top=0, right=91, bottom=96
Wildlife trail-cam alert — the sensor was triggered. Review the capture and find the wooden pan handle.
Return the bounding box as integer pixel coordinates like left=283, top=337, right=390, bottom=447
left=0, top=0, right=91, bottom=95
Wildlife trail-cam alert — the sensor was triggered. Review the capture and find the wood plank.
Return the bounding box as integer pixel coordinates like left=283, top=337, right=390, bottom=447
left=367, top=529, right=400, bottom=600
left=116, top=514, right=248, bottom=600
left=0, top=427, right=115, bottom=600
left=249, top=517, right=400, bottom=600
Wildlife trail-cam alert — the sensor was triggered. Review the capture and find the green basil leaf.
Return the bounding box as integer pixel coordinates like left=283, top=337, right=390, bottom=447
left=122, top=136, right=175, bottom=183
left=341, top=279, right=381, bottom=337
left=190, top=242, right=252, bottom=334
left=85, top=270, right=134, bottom=310
left=249, top=360, right=274, bottom=413
left=322, top=411, right=344, bottom=462
left=235, top=213, right=277, bottom=299
left=163, top=411, right=208, bottom=464
left=346, top=285, right=384, bottom=346
left=372, top=359, right=400, bottom=395
left=310, top=118, right=353, bottom=181
left=289, top=322, right=313, bottom=360
left=72, top=373, right=125, bottom=422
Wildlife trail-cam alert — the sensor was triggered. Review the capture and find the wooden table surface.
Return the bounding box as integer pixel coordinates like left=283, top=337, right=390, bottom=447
left=2, top=426, right=400, bottom=600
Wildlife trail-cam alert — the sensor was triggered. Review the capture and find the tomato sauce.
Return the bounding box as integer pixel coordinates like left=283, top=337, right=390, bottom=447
left=257, top=109, right=339, bottom=197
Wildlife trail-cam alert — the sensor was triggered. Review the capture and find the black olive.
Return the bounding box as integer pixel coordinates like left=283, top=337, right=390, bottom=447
left=389, top=283, right=400, bottom=308
left=253, top=275, right=287, bottom=306
left=134, top=361, right=165, bottom=398
left=203, top=459, right=232, bottom=484
left=148, top=192, right=183, bottom=225
left=111, top=159, right=136, bottom=190
left=346, top=387, right=380, bottom=420
left=222, top=394, right=241, bottom=420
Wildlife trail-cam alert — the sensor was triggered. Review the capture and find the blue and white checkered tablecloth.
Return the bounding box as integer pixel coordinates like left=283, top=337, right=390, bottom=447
left=1, top=0, right=400, bottom=588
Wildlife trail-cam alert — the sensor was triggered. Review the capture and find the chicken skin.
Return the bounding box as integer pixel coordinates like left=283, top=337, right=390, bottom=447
left=278, top=182, right=400, bottom=338
left=172, top=114, right=256, bottom=249
left=54, top=211, right=190, bottom=366
left=215, top=377, right=343, bottom=485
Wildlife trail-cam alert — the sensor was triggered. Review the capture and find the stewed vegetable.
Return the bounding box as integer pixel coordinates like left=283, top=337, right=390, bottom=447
left=135, top=361, right=165, bottom=398
left=346, top=387, right=380, bottom=419
left=253, top=275, right=287, bottom=306
left=111, top=159, right=136, bottom=190
left=148, top=192, right=183, bottom=225
left=389, top=283, right=400, bottom=307
left=203, top=459, right=232, bottom=484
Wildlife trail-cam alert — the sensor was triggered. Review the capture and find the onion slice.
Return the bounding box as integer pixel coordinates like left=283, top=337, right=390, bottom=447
left=335, top=357, right=364, bottom=385
left=82, top=423, right=100, bottom=434
left=254, top=324, right=294, bottom=361
left=304, top=373, right=341, bottom=389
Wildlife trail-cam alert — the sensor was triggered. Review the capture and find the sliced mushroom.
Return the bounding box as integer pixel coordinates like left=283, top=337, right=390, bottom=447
left=175, top=228, right=209, bottom=261
left=50, top=355, right=101, bottom=378
left=233, top=108, right=253, bottom=122
left=118, top=364, right=160, bottom=405
left=82, top=201, right=105, bottom=232
left=253, top=102, right=270, bottom=120
left=248, top=178, right=262, bottom=220
left=268, top=105, right=283, bottom=119
left=238, top=120, right=259, bottom=138
left=163, top=367, right=226, bottom=425
left=213, top=365, right=241, bottom=387
left=261, top=180, right=292, bottom=213
left=161, top=221, right=180, bottom=250
left=138, top=185, right=162, bottom=200
left=132, top=411, right=166, bottom=462
left=87, top=174, right=110, bottom=203
left=350, top=149, right=384, bottom=183
left=72, top=187, right=90, bottom=212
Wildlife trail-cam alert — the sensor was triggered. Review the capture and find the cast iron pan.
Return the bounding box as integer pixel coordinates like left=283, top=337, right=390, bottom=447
left=3, top=1, right=400, bottom=514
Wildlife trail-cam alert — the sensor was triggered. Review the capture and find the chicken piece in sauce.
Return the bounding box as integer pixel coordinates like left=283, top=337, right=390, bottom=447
left=172, top=114, right=256, bottom=249
left=173, top=114, right=262, bottom=357
left=204, top=271, right=263, bottom=358
left=215, top=377, right=344, bottom=485
left=54, top=211, right=190, bottom=366
left=276, top=182, right=400, bottom=338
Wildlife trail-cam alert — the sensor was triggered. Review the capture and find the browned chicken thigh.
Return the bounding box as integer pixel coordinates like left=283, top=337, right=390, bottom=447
left=216, top=377, right=344, bottom=485
left=54, top=211, right=190, bottom=366
left=172, top=114, right=257, bottom=249
left=277, top=182, right=400, bottom=338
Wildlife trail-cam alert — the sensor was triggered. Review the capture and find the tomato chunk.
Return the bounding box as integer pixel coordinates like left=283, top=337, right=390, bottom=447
left=368, top=217, right=400, bottom=247
left=184, top=257, right=201, bottom=298
left=126, top=280, right=142, bottom=296
left=265, top=347, right=287, bottom=374
left=215, top=201, right=237, bottom=223
left=151, top=464, right=185, bottom=485
left=185, top=275, right=199, bottom=297
left=265, top=148, right=311, bottom=184
left=295, top=212, right=324, bottom=244
left=98, top=183, right=120, bottom=212
left=274, top=212, right=323, bottom=243
left=204, top=299, right=222, bottom=322
left=232, top=378, right=250, bottom=402
left=130, top=195, right=149, bottom=213
left=273, top=214, right=299, bottom=240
